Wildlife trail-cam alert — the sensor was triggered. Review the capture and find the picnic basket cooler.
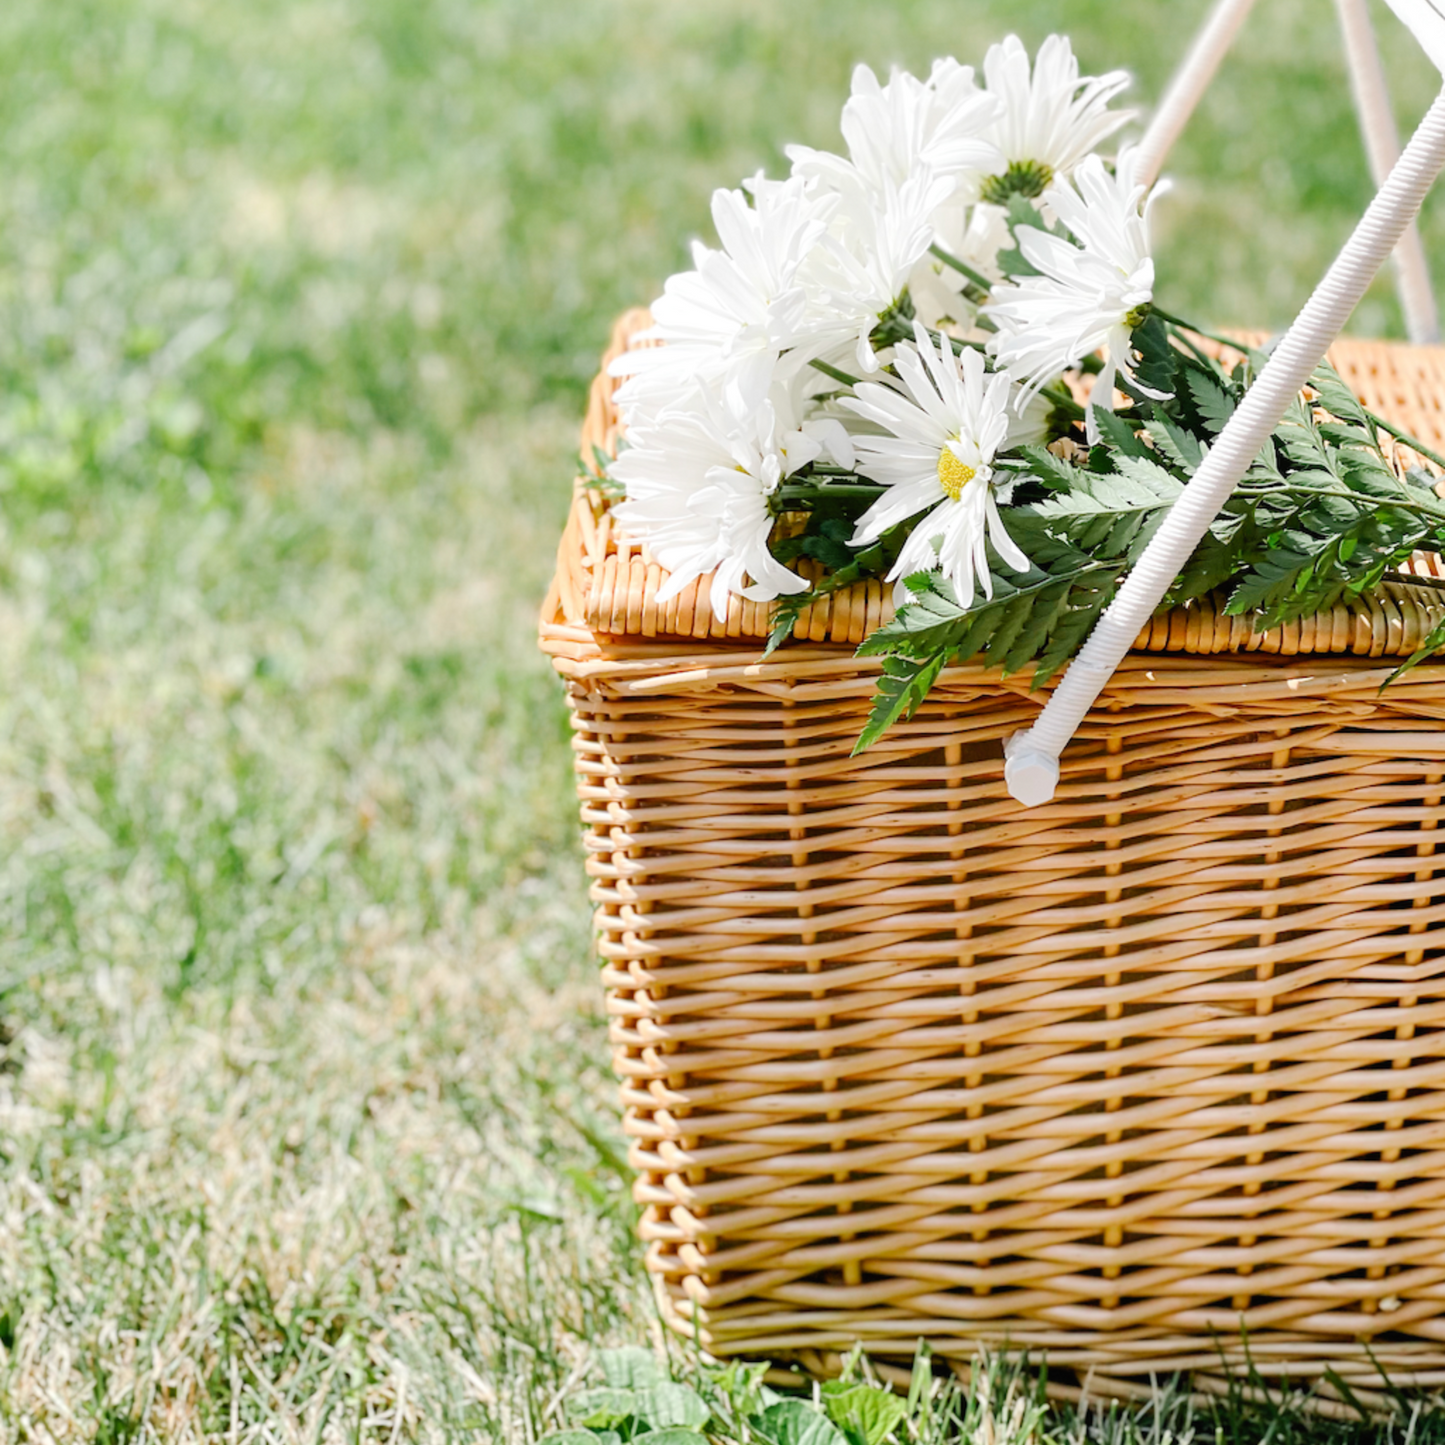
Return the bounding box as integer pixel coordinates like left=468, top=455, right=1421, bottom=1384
left=539, top=308, right=1445, bottom=1389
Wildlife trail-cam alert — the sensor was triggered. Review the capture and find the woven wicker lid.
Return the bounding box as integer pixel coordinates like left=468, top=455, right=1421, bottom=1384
left=558, top=309, right=1445, bottom=658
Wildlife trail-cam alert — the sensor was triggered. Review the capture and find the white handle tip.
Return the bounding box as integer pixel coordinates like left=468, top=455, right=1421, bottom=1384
left=1004, top=739, right=1060, bottom=807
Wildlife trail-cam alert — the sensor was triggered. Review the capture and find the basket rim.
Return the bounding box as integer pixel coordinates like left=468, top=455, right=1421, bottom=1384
left=542, top=310, right=1445, bottom=669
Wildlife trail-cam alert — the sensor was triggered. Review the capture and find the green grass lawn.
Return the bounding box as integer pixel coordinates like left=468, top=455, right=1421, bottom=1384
left=1, top=0, right=1444, bottom=1438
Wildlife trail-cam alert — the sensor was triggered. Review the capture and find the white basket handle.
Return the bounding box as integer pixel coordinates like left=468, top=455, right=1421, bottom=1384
left=1339, top=0, right=1441, bottom=344
left=1004, top=82, right=1445, bottom=808
left=1131, top=0, right=1257, bottom=191
left=1132, top=0, right=1439, bottom=341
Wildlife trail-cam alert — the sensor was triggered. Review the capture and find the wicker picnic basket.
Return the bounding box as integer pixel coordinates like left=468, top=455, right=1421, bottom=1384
left=539, top=308, right=1445, bottom=1391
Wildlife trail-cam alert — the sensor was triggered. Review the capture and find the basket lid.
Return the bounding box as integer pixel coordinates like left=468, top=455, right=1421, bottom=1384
left=552, top=309, right=1445, bottom=660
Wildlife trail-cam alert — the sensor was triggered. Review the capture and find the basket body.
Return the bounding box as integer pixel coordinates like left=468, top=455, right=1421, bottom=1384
left=540, top=318, right=1445, bottom=1384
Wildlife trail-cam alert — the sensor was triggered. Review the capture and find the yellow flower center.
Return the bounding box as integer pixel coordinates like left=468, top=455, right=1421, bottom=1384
left=937, top=447, right=977, bottom=502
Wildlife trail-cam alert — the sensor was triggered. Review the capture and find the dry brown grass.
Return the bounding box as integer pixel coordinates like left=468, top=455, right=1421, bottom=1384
left=0, top=409, right=654, bottom=1442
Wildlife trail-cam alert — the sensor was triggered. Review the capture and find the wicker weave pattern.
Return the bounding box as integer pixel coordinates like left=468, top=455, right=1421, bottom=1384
left=539, top=321, right=1445, bottom=1383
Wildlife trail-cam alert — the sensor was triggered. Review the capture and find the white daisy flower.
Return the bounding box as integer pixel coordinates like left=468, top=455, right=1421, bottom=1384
left=609, top=176, right=838, bottom=418
left=979, top=34, right=1131, bottom=204
left=805, top=166, right=955, bottom=374
left=984, top=150, right=1163, bottom=442
left=841, top=323, right=1043, bottom=609
left=788, top=62, right=1003, bottom=208
left=783, top=62, right=1005, bottom=372
left=611, top=389, right=818, bottom=620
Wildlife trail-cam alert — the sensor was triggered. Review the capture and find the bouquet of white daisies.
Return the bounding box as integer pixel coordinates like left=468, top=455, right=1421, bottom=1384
left=601, top=36, right=1445, bottom=749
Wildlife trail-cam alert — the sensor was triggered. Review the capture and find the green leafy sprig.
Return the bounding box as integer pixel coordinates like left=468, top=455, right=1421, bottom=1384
left=846, top=336, right=1445, bottom=745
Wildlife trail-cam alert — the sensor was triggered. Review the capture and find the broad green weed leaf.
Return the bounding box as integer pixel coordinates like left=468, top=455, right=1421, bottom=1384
left=567, top=1388, right=636, bottom=1428
left=632, top=1384, right=710, bottom=1430
left=822, top=1385, right=908, bottom=1445
left=600, top=1347, right=668, bottom=1390
left=755, top=1399, right=850, bottom=1445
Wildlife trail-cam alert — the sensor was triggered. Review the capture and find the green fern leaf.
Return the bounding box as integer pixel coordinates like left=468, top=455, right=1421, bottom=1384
left=1016, top=444, right=1090, bottom=493
left=853, top=654, right=948, bottom=754
left=1388, top=611, right=1445, bottom=684
left=1089, top=406, right=1151, bottom=458
left=1144, top=416, right=1204, bottom=472
left=1310, top=360, right=1372, bottom=432
left=1185, top=369, right=1237, bottom=433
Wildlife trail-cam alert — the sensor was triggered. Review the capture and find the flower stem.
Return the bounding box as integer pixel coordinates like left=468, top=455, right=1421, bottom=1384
left=936, top=330, right=989, bottom=354
left=928, top=243, right=993, bottom=297
left=810, top=357, right=863, bottom=388
left=1163, top=322, right=1227, bottom=374
left=1254, top=478, right=1445, bottom=521
left=776, top=481, right=885, bottom=502
left=1365, top=411, right=1445, bottom=474
left=1041, top=383, right=1085, bottom=421
left=1152, top=307, right=1261, bottom=357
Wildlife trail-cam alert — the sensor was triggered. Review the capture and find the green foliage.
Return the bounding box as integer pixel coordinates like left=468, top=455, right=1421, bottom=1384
left=570, top=1389, right=652, bottom=1429
left=859, top=554, right=1111, bottom=683
left=854, top=651, right=950, bottom=752
left=1311, top=358, right=1377, bottom=434
left=563, top=1382, right=711, bottom=1438
left=546, top=1341, right=1445, bottom=1445
left=544, top=1345, right=922, bottom=1445
left=995, top=194, right=1052, bottom=277
left=588, top=446, right=628, bottom=501
left=839, top=324, right=1445, bottom=747
left=764, top=490, right=900, bottom=656
left=544, top=1345, right=1063, bottom=1445
left=1089, top=404, right=1155, bottom=459
left=1391, top=610, right=1445, bottom=683
left=820, top=1382, right=910, bottom=1445
left=601, top=1348, right=673, bottom=1390
left=1222, top=388, right=1445, bottom=631
left=851, top=458, right=1185, bottom=747
left=1183, top=365, right=1240, bottom=433
left=756, top=1400, right=851, bottom=1445
left=1124, top=309, right=1179, bottom=401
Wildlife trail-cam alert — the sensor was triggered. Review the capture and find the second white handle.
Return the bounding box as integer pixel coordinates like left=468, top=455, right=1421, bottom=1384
left=1005, top=85, right=1445, bottom=809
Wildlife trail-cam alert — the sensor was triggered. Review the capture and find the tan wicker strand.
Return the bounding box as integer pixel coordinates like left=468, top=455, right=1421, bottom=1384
left=539, top=318, right=1445, bottom=1385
